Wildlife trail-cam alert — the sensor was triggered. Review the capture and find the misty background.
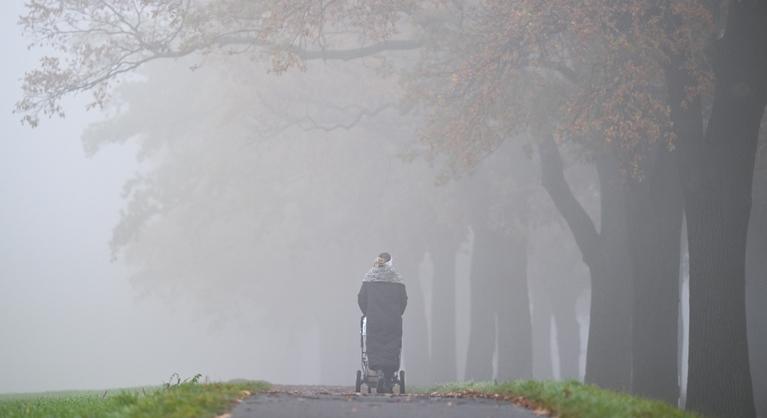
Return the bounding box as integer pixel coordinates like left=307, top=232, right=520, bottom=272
left=0, top=1, right=277, bottom=392
left=0, top=0, right=591, bottom=392
left=2, top=2, right=766, bottom=418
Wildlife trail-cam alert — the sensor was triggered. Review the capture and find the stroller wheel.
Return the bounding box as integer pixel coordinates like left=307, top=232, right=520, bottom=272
left=355, top=370, right=362, bottom=393
left=399, top=370, right=405, bottom=394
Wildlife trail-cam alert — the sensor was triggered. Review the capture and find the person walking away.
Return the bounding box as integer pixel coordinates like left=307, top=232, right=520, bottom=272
left=358, top=252, right=408, bottom=392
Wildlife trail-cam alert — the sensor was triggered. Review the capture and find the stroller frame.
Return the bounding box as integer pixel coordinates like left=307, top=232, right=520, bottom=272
left=355, top=315, right=405, bottom=394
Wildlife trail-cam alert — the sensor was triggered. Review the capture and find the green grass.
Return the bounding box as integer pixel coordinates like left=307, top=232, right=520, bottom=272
left=0, top=378, right=270, bottom=418
left=430, top=380, right=704, bottom=418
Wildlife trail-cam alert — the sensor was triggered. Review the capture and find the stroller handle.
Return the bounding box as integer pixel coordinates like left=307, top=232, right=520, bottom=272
left=360, top=315, right=366, bottom=349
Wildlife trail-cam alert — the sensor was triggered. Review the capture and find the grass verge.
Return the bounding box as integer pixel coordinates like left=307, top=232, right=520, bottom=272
left=430, top=380, right=704, bottom=418
left=0, top=378, right=270, bottom=418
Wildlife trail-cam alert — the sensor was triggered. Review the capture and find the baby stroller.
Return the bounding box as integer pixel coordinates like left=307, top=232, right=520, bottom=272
left=355, top=315, right=405, bottom=394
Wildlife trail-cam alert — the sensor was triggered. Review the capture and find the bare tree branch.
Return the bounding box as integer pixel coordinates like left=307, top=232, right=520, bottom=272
left=298, top=103, right=395, bottom=131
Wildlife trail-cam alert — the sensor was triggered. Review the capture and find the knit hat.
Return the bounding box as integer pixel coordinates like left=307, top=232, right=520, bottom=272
left=374, top=252, right=392, bottom=267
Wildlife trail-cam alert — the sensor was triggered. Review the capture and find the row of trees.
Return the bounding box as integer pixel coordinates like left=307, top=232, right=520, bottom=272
left=76, top=52, right=562, bottom=385
left=17, top=1, right=767, bottom=417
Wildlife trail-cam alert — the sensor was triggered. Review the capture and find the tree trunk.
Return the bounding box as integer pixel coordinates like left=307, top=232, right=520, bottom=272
left=538, top=135, right=633, bottom=391
left=551, top=287, right=582, bottom=380
left=530, top=222, right=585, bottom=381
left=531, top=288, right=555, bottom=380
left=684, top=168, right=757, bottom=418
left=464, top=224, right=499, bottom=380
left=584, top=155, right=634, bottom=390
left=673, top=2, right=766, bottom=416
left=627, top=144, right=683, bottom=404
left=747, top=162, right=767, bottom=418
left=496, top=225, right=533, bottom=380
left=399, top=251, right=431, bottom=386
left=429, top=232, right=459, bottom=383
left=530, top=274, right=554, bottom=380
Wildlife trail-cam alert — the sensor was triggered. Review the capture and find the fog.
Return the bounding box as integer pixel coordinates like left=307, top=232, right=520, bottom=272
left=0, top=4, right=591, bottom=391
left=1, top=2, right=288, bottom=392
left=2, top=2, right=766, bottom=418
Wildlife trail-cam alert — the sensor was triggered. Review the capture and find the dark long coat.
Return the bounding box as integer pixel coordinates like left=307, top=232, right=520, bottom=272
left=358, top=279, right=408, bottom=370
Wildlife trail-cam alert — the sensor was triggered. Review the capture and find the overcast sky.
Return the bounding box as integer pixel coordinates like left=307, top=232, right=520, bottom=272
left=0, top=1, right=278, bottom=393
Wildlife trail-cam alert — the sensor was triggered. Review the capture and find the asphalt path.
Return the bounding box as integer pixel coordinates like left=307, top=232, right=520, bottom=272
left=230, top=386, right=540, bottom=418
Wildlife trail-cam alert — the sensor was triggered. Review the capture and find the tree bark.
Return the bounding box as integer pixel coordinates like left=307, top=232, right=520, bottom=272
left=551, top=283, right=582, bottom=380
left=399, top=251, right=431, bottom=387
left=674, top=2, right=766, bottom=416
left=538, top=134, right=633, bottom=391
left=531, top=294, right=555, bottom=380
left=586, top=155, right=634, bottom=390
left=530, top=223, right=584, bottom=381
left=684, top=159, right=758, bottom=418
left=465, top=222, right=533, bottom=381
left=746, top=162, right=767, bottom=418
left=626, top=143, right=683, bottom=405
left=496, top=225, right=533, bottom=381
left=464, top=224, right=499, bottom=380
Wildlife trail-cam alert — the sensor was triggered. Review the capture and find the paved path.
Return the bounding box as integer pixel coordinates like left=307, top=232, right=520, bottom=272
left=230, top=385, right=540, bottom=418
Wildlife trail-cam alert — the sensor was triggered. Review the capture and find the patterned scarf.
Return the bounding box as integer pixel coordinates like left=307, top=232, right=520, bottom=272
left=363, top=263, right=403, bottom=283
